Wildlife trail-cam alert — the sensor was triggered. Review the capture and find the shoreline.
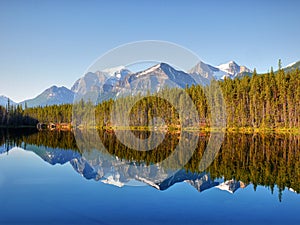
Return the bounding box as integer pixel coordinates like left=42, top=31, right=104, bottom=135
left=1, top=125, right=299, bottom=134
left=71, top=125, right=300, bottom=134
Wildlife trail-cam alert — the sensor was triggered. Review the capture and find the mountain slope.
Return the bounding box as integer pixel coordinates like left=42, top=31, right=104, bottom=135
left=0, top=95, right=16, bottom=107
left=188, top=61, right=217, bottom=84
left=216, top=60, right=251, bottom=78
left=242, top=60, right=300, bottom=76
left=283, top=61, right=300, bottom=72
left=23, top=144, right=80, bottom=165
left=189, top=60, right=251, bottom=81
left=158, top=170, right=219, bottom=192
left=73, top=63, right=198, bottom=102
left=215, top=179, right=247, bottom=194
left=125, top=63, right=198, bottom=92
left=72, top=67, right=131, bottom=102
left=20, top=86, right=74, bottom=107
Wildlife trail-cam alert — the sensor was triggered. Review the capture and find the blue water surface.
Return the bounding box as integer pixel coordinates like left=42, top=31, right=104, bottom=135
left=0, top=147, right=299, bottom=225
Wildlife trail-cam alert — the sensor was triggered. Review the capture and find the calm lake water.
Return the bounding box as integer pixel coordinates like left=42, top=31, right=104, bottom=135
left=0, top=128, right=299, bottom=225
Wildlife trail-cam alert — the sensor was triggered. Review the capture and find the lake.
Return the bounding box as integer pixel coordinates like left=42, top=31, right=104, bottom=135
left=0, top=128, right=299, bottom=225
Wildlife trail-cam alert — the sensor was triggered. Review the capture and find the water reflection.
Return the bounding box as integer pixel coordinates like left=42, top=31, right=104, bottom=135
left=0, top=128, right=299, bottom=201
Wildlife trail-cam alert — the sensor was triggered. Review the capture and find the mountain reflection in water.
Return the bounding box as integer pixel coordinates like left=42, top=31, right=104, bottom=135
left=0, top=128, right=299, bottom=201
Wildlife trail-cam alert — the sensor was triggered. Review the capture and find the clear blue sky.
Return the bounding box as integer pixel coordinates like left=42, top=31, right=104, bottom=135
left=1, top=0, right=300, bottom=102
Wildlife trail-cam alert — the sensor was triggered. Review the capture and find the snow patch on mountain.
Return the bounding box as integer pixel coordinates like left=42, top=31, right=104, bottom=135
left=102, top=65, right=125, bottom=74
left=136, top=64, right=162, bottom=77
left=215, top=179, right=247, bottom=194
left=189, top=60, right=252, bottom=81
left=286, top=61, right=297, bottom=68
left=101, top=173, right=124, bottom=187
left=216, top=60, right=251, bottom=77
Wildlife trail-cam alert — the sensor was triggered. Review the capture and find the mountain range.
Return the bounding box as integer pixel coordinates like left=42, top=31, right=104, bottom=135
left=1, top=60, right=299, bottom=107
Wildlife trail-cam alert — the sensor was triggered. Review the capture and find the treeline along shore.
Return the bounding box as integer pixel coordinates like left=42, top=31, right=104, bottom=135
left=1, top=66, right=300, bottom=132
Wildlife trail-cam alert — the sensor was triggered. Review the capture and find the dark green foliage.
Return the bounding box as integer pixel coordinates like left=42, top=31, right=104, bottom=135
left=0, top=104, right=38, bottom=127
left=24, top=104, right=73, bottom=124
left=0, top=103, right=73, bottom=127
left=0, top=128, right=78, bottom=151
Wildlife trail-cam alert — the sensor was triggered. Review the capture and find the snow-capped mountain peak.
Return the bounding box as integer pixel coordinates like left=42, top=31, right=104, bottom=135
left=216, top=60, right=250, bottom=77
left=189, top=60, right=252, bottom=81
left=135, top=63, right=162, bottom=77
left=72, top=66, right=132, bottom=96
left=102, top=66, right=131, bottom=79
left=101, top=174, right=124, bottom=188
left=188, top=61, right=217, bottom=80
left=216, top=179, right=241, bottom=194
left=102, top=65, right=125, bottom=75
left=129, top=62, right=197, bottom=90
